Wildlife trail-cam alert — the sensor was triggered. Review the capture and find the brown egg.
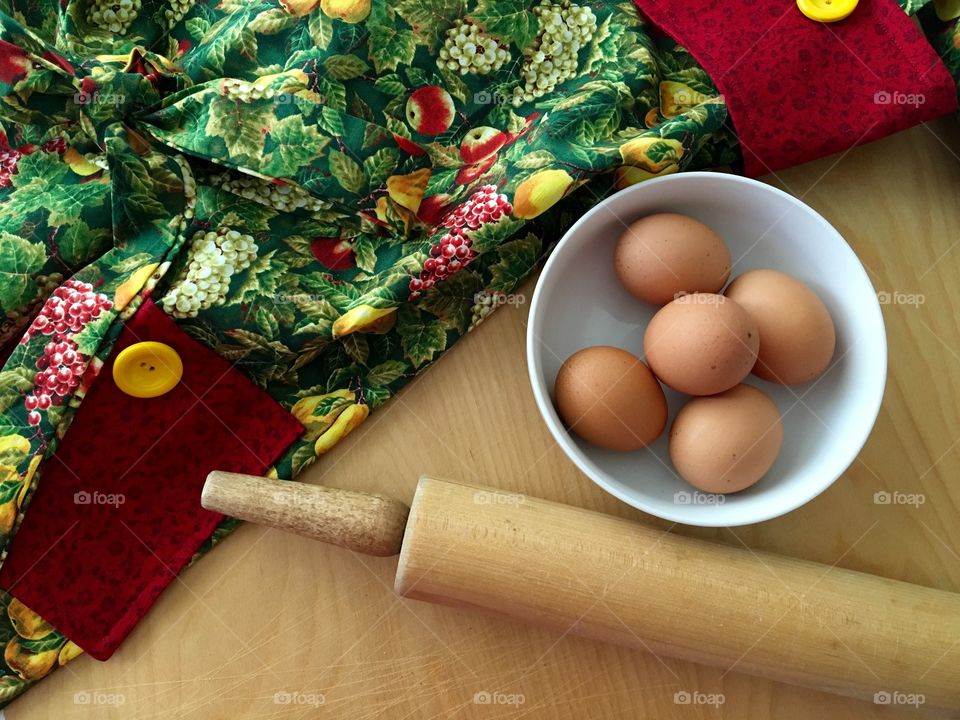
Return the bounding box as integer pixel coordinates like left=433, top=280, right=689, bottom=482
left=725, top=269, right=836, bottom=385
left=614, top=213, right=731, bottom=306
left=643, top=294, right=759, bottom=396
left=554, top=346, right=667, bottom=451
left=669, top=384, right=783, bottom=494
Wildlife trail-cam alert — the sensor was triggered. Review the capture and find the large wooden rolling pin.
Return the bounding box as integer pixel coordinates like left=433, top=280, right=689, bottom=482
left=202, top=472, right=960, bottom=709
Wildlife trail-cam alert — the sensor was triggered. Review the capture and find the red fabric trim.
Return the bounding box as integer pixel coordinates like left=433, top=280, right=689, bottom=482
left=633, top=0, right=958, bottom=176
left=0, top=300, right=303, bottom=659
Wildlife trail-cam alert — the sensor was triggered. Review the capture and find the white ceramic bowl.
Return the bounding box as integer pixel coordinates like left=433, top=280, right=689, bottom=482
left=527, top=172, right=886, bottom=527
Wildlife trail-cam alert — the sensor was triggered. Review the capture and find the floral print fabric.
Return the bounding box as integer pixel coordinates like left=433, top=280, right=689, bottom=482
left=0, top=0, right=956, bottom=707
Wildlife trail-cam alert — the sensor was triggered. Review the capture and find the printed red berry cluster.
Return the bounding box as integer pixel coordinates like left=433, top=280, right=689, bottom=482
left=409, top=185, right=512, bottom=299
left=20, top=279, right=112, bottom=426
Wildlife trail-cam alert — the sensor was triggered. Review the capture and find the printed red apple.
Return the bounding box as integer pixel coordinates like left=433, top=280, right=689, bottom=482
left=393, top=133, right=425, bottom=157
left=455, top=153, right=497, bottom=185
left=405, top=86, right=455, bottom=136
left=459, top=126, right=508, bottom=164
left=417, top=193, right=454, bottom=226
left=311, top=237, right=355, bottom=270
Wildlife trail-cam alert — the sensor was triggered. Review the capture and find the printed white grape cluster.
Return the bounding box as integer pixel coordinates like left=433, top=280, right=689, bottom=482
left=222, top=78, right=281, bottom=102
left=213, top=173, right=328, bottom=213
left=87, top=0, right=141, bottom=34
left=469, top=291, right=497, bottom=331
left=162, top=0, right=195, bottom=27
left=512, top=0, right=596, bottom=106
left=161, top=228, right=258, bottom=318
left=438, top=20, right=511, bottom=76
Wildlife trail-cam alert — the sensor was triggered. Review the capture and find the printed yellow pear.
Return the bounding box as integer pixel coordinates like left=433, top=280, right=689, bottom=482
left=17, top=456, right=40, bottom=506
left=0, top=435, right=29, bottom=457
left=290, top=389, right=355, bottom=440
left=113, top=263, right=159, bottom=309
left=62, top=148, right=101, bottom=176
left=58, top=640, right=83, bottom=665
left=659, top=81, right=710, bottom=118
left=0, top=499, right=16, bottom=534
left=618, top=136, right=684, bottom=173
left=613, top=163, right=678, bottom=189
left=7, top=599, right=53, bottom=640
left=320, top=0, right=370, bottom=23
left=279, top=0, right=320, bottom=15
left=386, top=168, right=431, bottom=213
left=252, top=69, right=309, bottom=93
left=332, top=305, right=397, bottom=337
left=513, top=169, right=573, bottom=219
left=314, top=403, right=369, bottom=455
left=4, top=637, right=59, bottom=681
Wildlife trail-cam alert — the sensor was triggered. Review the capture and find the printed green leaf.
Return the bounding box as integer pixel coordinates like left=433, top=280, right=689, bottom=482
left=308, top=10, right=333, bottom=49
left=0, top=481, right=20, bottom=506
left=373, top=75, right=406, bottom=97
left=256, top=307, right=279, bottom=339
left=205, top=96, right=272, bottom=161
left=72, top=312, right=113, bottom=356
left=0, top=235, right=45, bottom=276
left=362, top=147, right=399, bottom=187
left=0, top=369, right=33, bottom=394
left=228, top=251, right=288, bottom=306
left=318, top=77, right=347, bottom=110
left=512, top=149, right=556, bottom=169
left=366, top=360, right=407, bottom=386
left=341, top=333, right=369, bottom=365
left=362, top=385, right=391, bottom=409
left=0, top=369, right=34, bottom=413
left=185, top=17, right=210, bottom=39
left=368, top=4, right=416, bottom=73
left=324, top=54, right=370, bottom=80
left=489, top=233, right=541, bottom=292
left=0, top=235, right=45, bottom=312
left=468, top=216, right=525, bottom=253
left=290, top=442, right=316, bottom=476
left=469, top=0, right=539, bottom=49
left=20, top=634, right=66, bottom=654
left=249, top=8, right=298, bottom=33
left=262, top=114, right=331, bottom=177
left=57, top=220, right=111, bottom=268
left=397, top=305, right=447, bottom=367
left=548, top=82, right=628, bottom=144
left=299, top=273, right=361, bottom=310
left=437, top=67, right=469, bottom=104
left=417, top=269, right=480, bottom=333
left=396, top=0, right=464, bottom=43
left=329, top=150, right=366, bottom=194
left=352, top=235, right=378, bottom=273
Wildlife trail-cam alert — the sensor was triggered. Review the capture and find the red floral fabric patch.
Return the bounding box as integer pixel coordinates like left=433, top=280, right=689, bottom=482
left=633, top=0, right=958, bottom=176
left=0, top=300, right=303, bottom=660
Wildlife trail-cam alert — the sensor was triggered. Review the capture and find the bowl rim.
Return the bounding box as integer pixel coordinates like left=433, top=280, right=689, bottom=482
left=525, top=171, right=888, bottom=527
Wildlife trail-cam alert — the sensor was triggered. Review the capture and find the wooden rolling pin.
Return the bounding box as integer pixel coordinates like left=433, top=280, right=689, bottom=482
left=202, top=472, right=960, bottom=709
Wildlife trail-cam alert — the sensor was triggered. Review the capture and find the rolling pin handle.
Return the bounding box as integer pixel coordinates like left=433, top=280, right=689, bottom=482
left=201, top=471, right=409, bottom=557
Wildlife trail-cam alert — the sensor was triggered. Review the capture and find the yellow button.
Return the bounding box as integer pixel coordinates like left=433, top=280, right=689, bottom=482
left=797, top=0, right=858, bottom=22
left=113, top=342, right=183, bottom=398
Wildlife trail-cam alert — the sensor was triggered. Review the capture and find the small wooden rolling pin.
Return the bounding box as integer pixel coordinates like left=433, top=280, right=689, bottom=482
left=202, top=472, right=960, bottom=709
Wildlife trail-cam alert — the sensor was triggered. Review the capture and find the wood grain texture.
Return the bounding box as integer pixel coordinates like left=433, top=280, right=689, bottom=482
left=9, top=119, right=960, bottom=719
left=397, top=477, right=960, bottom=709
left=201, top=472, right=410, bottom=557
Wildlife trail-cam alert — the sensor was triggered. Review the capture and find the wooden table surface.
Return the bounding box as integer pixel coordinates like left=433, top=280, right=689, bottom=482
left=10, top=118, right=960, bottom=719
